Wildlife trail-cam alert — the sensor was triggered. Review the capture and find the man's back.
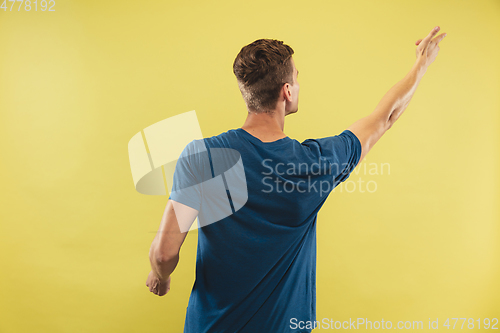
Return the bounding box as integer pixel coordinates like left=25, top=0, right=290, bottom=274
left=170, top=128, right=361, bottom=332
left=147, top=28, right=445, bottom=332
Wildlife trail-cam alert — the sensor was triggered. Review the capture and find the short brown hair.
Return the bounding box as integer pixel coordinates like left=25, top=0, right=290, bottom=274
left=233, top=39, right=295, bottom=113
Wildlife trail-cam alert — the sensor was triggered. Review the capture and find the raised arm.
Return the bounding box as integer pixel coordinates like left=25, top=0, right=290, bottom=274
left=347, top=26, right=447, bottom=163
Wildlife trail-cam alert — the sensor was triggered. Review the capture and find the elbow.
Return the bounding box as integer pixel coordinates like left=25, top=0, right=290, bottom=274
left=386, top=109, right=396, bottom=130
left=386, top=119, right=394, bottom=131
left=151, top=247, right=179, bottom=264
left=376, top=113, right=392, bottom=132
left=386, top=109, right=399, bottom=130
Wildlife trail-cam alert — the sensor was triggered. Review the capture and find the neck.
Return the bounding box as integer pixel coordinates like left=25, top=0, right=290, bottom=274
left=241, top=109, right=287, bottom=142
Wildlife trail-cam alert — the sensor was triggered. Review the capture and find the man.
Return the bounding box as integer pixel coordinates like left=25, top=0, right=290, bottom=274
left=146, top=26, right=446, bottom=332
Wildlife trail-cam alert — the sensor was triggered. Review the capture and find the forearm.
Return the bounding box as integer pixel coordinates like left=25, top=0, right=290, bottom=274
left=149, top=252, right=179, bottom=281
left=372, top=60, right=427, bottom=129
left=149, top=235, right=180, bottom=281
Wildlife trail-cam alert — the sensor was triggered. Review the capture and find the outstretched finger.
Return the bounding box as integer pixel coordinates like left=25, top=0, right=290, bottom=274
left=432, top=32, right=447, bottom=45
left=420, top=26, right=440, bottom=48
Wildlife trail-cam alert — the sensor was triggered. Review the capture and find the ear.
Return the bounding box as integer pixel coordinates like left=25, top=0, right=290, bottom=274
left=283, top=83, right=293, bottom=102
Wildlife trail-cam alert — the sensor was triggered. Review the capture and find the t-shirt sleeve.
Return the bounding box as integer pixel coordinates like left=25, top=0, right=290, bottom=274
left=302, top=129, right=362, bottom=183
left=168, top=140, right=205, bottom=211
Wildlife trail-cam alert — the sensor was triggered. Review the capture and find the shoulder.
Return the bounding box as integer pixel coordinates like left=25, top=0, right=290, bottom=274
left=301, top=130, right=360, bottom=149
left=180, top=139, right=207, bottom=157
left=202, top=129, right=242, bottom=148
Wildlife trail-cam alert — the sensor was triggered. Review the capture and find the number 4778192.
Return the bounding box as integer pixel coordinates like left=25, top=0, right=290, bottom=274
left=1, top=0, right=56, bottom=11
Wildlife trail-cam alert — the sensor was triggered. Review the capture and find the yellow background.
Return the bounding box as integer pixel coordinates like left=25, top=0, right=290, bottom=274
left=1, top=0, right=499, bottom=332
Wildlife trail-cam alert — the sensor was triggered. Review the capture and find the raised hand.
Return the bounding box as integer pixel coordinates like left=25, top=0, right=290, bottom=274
left=414, top=26, right=447, bottom=69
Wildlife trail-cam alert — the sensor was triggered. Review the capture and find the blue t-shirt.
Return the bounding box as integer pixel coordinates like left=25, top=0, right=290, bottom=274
left=169, top=128, right=362, bottom=333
